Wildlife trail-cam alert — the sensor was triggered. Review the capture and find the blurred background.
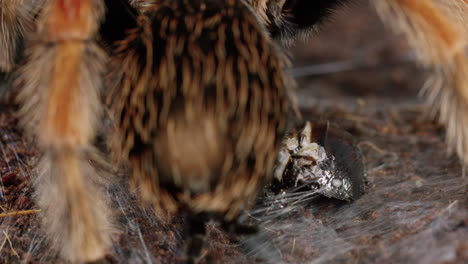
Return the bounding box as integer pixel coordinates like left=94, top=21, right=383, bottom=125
left=291, top=0, right=424, bottom=111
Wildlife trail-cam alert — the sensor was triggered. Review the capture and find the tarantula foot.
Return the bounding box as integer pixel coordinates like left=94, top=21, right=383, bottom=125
left=186, top=234, right=206, bottom=264
left=186, top=213, right=208, bottom=263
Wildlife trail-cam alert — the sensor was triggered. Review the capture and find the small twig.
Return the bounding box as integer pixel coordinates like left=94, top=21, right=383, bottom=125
left=358, top=141, right=389, bottom=156
left=446, top=200, right=458, bottom=211
left=291, top=238, right=296, bottom=255
left=0, top=209, right=41, bottom=218
left=0, top=236, right=7, bottom=254
left=2, top=231, right=19, bottom=258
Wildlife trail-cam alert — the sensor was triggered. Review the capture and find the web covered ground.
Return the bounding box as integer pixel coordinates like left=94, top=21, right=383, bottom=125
left=0, top=1, right=467, bottom=263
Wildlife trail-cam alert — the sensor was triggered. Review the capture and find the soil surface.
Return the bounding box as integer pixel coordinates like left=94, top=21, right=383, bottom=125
left=0, top=1, right=467, bottom=263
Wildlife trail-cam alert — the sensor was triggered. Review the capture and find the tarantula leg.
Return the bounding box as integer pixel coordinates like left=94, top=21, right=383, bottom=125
left=374, top=0, right=468, bottom=164
left=16, top=0, right=112, bottom=262
left=186, top=213, right=208, bottom=264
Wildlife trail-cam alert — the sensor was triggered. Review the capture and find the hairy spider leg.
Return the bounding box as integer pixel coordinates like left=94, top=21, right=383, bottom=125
left=16, top=0, right=113, bottom=262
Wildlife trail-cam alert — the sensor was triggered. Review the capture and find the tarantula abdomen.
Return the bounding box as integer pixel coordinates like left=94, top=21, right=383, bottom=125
left=108, top=0, right=291, bottom=261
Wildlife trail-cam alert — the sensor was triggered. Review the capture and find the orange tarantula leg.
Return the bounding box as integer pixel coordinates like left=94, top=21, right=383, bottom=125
left=374, top=0, right=468, bottom=164
left=16, top=0, right=112, bottom=262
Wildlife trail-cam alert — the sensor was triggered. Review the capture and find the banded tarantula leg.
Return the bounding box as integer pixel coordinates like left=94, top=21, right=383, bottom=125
left=186, top=213, right=208, bottom=264
left=374, top=0, right=468, bottom=164
left=16, top=0, right=113, bottom=262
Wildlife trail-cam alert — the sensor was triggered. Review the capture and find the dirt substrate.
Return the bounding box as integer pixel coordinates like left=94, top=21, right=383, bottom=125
left=0, top=1, right=467, bottom=263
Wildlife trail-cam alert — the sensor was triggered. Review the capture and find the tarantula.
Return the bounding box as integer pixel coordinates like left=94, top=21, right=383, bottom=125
left=0, top=0, right=467, bottom=263
left=2, top=0, right=292, bottom=262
